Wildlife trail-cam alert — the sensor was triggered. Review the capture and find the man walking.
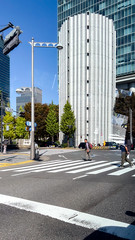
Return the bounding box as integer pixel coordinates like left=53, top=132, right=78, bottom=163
left=120, top=144, right=133, bottom=167
left=84, top=139, right=92, bottom=161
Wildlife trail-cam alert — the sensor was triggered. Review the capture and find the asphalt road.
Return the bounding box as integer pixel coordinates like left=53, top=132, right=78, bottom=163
left=0, top=149, right=135, bottom=240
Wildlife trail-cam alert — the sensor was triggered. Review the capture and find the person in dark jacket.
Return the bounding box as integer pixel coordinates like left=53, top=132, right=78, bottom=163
left=84, top=139, right=92, bottom=161
left=120, top=144, right=133, bottom=167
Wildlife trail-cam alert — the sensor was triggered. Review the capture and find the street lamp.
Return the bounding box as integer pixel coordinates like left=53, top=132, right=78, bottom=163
left=29, top=38, right=63, bottom=159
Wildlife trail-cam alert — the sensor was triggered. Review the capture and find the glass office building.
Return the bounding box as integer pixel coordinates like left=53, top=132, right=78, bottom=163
left=16, top=87, right=42, bottom=115
left=0, top=36, right=10, bottom=105
left=58, top=0, right=135, bottom=91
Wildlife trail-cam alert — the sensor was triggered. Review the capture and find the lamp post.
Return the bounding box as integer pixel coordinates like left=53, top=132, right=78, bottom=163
left=29, top=38, right=63, bottom=159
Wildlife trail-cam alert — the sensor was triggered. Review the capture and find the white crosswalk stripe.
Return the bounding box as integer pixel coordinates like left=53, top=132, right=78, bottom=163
left=67, top=161, right=118, bottom=174
left=108, top=165, right=135, bottom=176
left=0, top=159, right=135, bottom=178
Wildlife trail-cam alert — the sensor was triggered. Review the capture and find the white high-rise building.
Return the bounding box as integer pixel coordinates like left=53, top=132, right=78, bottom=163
left=59, top=12, right=116, bottom=146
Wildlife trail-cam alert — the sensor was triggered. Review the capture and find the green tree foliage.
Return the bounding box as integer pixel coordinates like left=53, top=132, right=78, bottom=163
left=114, top=93, right=135, bottom=138
left=3, top=111, right=16, bottom=140
left=60, top=101, right=76, bottom=145
left=15, top=117, right=28, bottom=139
left=46, top=102, right=59, bottom=142
left=24, top=103, right=55, bottom=141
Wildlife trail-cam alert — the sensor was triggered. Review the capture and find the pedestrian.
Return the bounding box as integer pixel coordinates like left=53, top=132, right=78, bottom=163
left=84, top=138, right=92, bottom=161
left=120, top=144, right=133, bottom=167
left=126, top=139, right=131, bottom=154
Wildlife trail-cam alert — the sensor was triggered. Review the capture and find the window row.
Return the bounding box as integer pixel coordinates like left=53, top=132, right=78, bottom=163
left=117, top=25, right=135, bottom=38
left=116, top=34, right=135, bottom=46
left=117, top=43, right=135, bottom=55
left=116, top=62, right=135, bottom=74
left=117, top=53, right=135, bottom=64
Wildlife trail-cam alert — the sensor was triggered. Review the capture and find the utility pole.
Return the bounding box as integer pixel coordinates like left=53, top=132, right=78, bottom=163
left=129, top=108, right=133, bottom=144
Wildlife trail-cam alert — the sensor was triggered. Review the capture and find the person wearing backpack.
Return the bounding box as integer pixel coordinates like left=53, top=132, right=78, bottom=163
left=84, top=138, right=92, bottom=161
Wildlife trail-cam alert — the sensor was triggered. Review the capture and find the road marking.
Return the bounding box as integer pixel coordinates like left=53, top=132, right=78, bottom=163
left=87, top=161, right=119, bottom=174
left=0, top=160, right=34, bottom=168
left=67, top=161, right=108, bottom=173
left=11, top=160, right=82, bottom=176
left=11, top=160, right=77, bottom=172
left=49, top=161, right=95, bottom=173
left=58, top=155, right=68, bottom=159
left=32, top=160, right=82, bottom=173
left=0, top=159, right=71, bottom=172
left=73, top=175, right=87, bottom=180
left=108, top=165, right=135, bottom=176
left=0, top=194, right=134, bottom=240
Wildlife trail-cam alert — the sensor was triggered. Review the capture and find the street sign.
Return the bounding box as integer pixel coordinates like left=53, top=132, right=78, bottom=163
left=26, top=121, right=37, bottom=127
left=5, top=107, right=13, bottom=112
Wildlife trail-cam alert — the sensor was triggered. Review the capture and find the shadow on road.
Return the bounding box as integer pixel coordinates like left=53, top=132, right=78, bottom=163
left=83, top=229, right=124, bottom=240
left=83, top=224, right=135, bottom=240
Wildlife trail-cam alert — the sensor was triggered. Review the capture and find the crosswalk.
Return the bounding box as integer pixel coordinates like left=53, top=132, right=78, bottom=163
left=0, top=159, right=135, bottom=178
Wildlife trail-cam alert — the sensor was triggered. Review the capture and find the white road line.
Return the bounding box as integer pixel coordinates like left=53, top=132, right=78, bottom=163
left=32, top=160, right=82, bottom=173
left=108, top=165, right=135, bottom=176
left=49, top=161, right=95, bottom=173
left=58, top=155, right=68, bottom=159
left=87, top=161, right=119, bottom=174
left=0, top=194, right=134, bottom=240
left=12, top=171, right=33, bottom=177
left=11, top=160, right=83, bottom=176
left=14, top=160, right=81, bottom=173
left=73, top=175, right=87, bottom=180
left=0, top=159, right=71, bottom=172
left=67, top=161, right=109, bottom=174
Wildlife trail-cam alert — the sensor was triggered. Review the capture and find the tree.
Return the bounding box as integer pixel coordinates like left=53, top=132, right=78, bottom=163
left=46, top=102, right=59, bottom=142
left=114, top=93, right=135, bottom=139
left=24, top=103, right=50, bottom=141
left=3, top=111, right=16, bottom=140
left=60, top=101, right=76, bottom=146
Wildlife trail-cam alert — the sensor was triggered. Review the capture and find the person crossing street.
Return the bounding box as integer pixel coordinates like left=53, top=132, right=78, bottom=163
left=84, top=138, right=92, bottom=161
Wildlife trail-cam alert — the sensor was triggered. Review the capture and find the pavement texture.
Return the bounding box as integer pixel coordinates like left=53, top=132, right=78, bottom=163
left=0, top=148, right=79, bottom=166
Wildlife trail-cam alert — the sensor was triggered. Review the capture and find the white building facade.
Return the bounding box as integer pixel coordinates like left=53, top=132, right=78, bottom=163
left=59, top=12, right=116, bottom=146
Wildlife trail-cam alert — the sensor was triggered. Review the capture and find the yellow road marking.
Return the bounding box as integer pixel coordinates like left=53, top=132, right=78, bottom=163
left=0, top=153, right=29, bottom=156
left=0, top=160, right=34, bottom=168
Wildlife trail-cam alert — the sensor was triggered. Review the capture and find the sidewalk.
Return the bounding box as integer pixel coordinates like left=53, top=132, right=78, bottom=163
left=0, top=148, right=79, bottom=165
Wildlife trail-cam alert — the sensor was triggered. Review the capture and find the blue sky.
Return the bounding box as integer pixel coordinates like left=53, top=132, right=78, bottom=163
left=0, top=0, right=58, bottom=112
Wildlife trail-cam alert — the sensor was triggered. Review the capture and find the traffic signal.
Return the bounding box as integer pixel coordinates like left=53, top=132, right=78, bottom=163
left=19, top=111, right=25, bottom=118
left=3, top=26, right=22, bottom=55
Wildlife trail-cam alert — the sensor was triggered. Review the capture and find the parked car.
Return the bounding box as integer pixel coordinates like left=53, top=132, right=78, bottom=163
left=105, top=141, right=119, bottom=149
left=78, top=142, right=86, bottom=149
left=44, top=141, right=60, bottom=147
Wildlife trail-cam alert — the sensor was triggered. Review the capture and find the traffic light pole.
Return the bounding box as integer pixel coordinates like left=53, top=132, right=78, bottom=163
left=30, top=37, right=35, bottom=160
left=29, top=38, right=63, bottom=160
